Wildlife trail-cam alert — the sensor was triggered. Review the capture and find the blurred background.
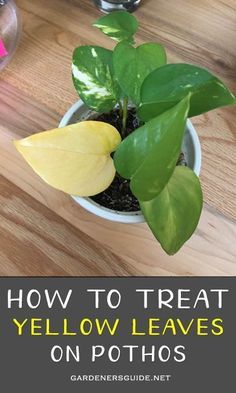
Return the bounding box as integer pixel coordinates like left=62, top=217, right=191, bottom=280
left=0, top=0, right=21, bottom=71
left=93, top=0, right=141, bottom=13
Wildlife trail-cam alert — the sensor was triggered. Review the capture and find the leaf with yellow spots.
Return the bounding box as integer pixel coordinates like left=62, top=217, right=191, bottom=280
left=14, top=121, right=121, bottom=197
left=93, top=11, right=138, bottom=43
left=140, top=166, right=203, bottom=255
left=72, top=46, right=120, bottom=112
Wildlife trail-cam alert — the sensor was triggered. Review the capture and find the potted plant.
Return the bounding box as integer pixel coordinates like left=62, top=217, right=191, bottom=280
left=14, top=11, right=235, bottom=255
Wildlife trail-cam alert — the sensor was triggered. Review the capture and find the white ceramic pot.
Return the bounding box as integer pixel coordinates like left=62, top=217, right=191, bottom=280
left=59, top=100, right=202, bottom=224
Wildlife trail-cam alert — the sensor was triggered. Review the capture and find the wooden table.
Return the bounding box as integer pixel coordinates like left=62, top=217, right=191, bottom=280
left=0, top=0, right=236, bottom=276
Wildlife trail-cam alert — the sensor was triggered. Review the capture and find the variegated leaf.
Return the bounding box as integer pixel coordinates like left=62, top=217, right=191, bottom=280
left=140, top=166, right=203, bottom=255
left=72, top=46, right=120, bottom=112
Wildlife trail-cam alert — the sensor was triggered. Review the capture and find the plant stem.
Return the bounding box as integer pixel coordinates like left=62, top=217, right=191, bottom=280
left=122, top=97, right=128, bottom=138
left=119, top=100, right=123, bottom=118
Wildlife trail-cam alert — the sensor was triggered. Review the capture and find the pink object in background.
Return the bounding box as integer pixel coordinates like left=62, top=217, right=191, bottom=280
left=0, top=0, right=20, bottom=70
left=0, top=39, right=8, bottom=57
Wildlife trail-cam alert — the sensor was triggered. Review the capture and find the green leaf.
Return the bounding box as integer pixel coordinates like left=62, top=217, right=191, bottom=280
left=139, top=64, right=236, bottom=121
left=93, top=11, right=138, bottom=43
left=114, top=96, right=190, bottom=201
left=140, top=166, right=203, bottom=255
left=113, top=41, right=167, bottom=105
left=72, top=46, right=119, bottom=112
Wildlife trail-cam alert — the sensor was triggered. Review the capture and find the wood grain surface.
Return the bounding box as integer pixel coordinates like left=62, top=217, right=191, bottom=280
left=0, top=0, right=236, bottom=276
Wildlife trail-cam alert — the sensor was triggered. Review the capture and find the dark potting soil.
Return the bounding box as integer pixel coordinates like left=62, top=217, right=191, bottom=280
left=91, top=108, right=187, bottom=213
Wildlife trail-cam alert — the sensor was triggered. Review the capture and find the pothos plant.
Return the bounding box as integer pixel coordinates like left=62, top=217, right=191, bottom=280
left=15, top=11, right=235, bottom=255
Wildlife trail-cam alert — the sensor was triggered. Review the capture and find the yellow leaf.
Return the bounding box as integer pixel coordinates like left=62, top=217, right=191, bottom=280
left=14, top=121, right=121, bottom=196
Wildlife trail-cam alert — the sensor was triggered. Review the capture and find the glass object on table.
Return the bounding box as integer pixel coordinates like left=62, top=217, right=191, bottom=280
left=0, top=0, right=21, bottom=71
left=93, top=0, right=141, bottom=13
